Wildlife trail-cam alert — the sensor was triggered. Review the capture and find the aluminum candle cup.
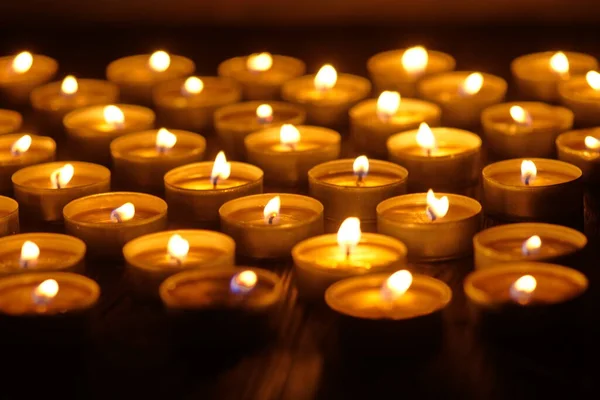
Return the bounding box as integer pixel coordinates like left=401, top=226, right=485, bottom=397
left=64, top=104, right=155, bottom=165
left=481, top=102, right=573, bottom=160
left=245, top=125, right=341, bottom=188
left=12, top=161, right=111, bottom=223
left=556, top=128, right=600, bottom=184
left=387, top=125, right=481, bottom=194
left=511, top=51, right=598, bottom=102
left=418, top=71, right=507, bottom=129
left=308, top=159, right=408, bottom=233
left=219, top=193, right=324, bottom=259
left=218, top=53, right=306, bottom=100
left=473, top=223, right=586, bottom=270
left=124, top=230, right=235, bottom=299
left=482, top=158, right=583, bottom=229
left=106, top=52, right=195, bottom=105
left=153, top=76, right=241, bottom=132
left=214, top=101, right=306, bottom=160
left=0, top=109, right=22, bottom=134
left=164, top=160, right=263, bottom=229
left=0, top=134, right=56, bottom=194
left=63, top=192, right=168, bottom=258
left=0, top=233, right=85, bottom=277
left=110, top=129, right=206, bottom=194
left=0, top=53, right=58, bottom=106
left=349, top=95, right=441, bottom=159
left=377, top=192, right=482, bottom=261
left=0, top=196, right=18, bottom=237
left=367, top=48, right=456, bottom=96
left=558, top=73, right=600, bottom=127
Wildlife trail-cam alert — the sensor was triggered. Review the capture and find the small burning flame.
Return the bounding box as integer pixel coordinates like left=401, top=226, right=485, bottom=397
left=61, top=75, right=78, bottom=95
left=103, top=105, right=125, bottom=128
left=156, top=128, right=177, bottom=153
left=149, top=50, right=170, bottom=72
left=263, top=196, right=281, bottom=225
left=376, top=91, right=401, bottom=122
left=20, top=240, right=39, bottom=268
left=337, top=217, right=361, bottom=260
left=280, top=124, right=300, bottom=150
left=550, top=52, right=569, bottom=76
left=426, top=189, right=449, bottom=221
left=353, top=155, right=369, bottom=185
left=459, top=72, right=484, bottom=96
left=167, top=234, right=189, bottom=265
left=230, top=270, right=258, bottom=294
left=401, top=46, right=428, bottom=75
left=50, top=163, right=74, bottom=189
left=210, top=151, right=231, bottom=188
left=522, top=235, right=542, bottom=256
left=246, top=52, right=273, bottom=72
left=182, top=76, right=204, bottom=96
left=586, top=71, right=600, bottom=91
left=32, top=279, right=59, bottom=306
left=416, top=122, right=436, bottom=156
left=10, top=134, right=32, bottom=156
left=509, top=275, right=537, bottom=305
left=585, top=136, right=600, bottom=150
left=256, top=104, right=273, bottom=124
left=380, top=270, right=413, bottom=301
left=314, top=64, right=337, bottom=91
left=110, top=202, right=135, bottom=223
left=12, top=51, right=33, bottom=74
left=510, top=105, right=532, bottom=127
left=521, top=160, right=537, bottom=186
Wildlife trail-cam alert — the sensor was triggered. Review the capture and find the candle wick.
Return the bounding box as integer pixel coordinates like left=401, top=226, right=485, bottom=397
left=268, top=214, right=276, bottom=225
left=355, top=172, right=365, bottom=186
left=426, top=207, right=437, bottom=222
left=170, top=255, right=183, bottom=266
left=259, top=116, right=273, bottom=125
left=54, top=172, right=62, bottom=189
left=426, top=149, right=432, bottom=157
left=524, top=175, right=531, bottom=186
left=11, top=149, right=21, bottom=157
left=212, top=176, right=219, bottom=189
left=157, top=145, right=166, bottom=154
left=345, top=246, right=351, bottom=260
left=286, top=143, right=296, bottom=151
left=20, top=260, right=28, bottom=269
left=111, top=211, right=122, bottom=223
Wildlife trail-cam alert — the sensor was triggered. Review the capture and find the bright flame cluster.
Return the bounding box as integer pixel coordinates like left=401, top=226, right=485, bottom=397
left=460, top=72, right=483, bottom=96
left=510, top=105, right=532, bottom=126
left=314, top=64, right=337, bottom=91
left=20, top=240, right=40, bottom=268
left=12, top=51, right=33, bottom=74
left=416, top=122, right=436, bottom=155
left=61, top=75, right=78, bottom=95
left=520, top=160, right=537, bottom=185
left=247, top=52, right=273, bottom=72
left=104, top=105, right=125, bottom=127
left=230, top=270, right=258, bottom=294
left=211, top=151, right=231, bottom=187
left=337, top=217, right=361, bottom=258
left=280, top=124, right=301, bottom=149
left=381, top=270, right=413, bottom=301
left=168, top=234, right=189, bottom=263
left=156, top=128, right=177, bottom=153
left=263, top=196, right=281, bottom=225
left=426, top=189, right=449, bottom=221
left=110, top=202, right=135, bottom=223
left=550, top=52, right=569, bottom=76
left=50, top=163, right=74, bottom=189
left=522, top=235, right=542, bottom=255
left=376, top=91, right=401, bottom=121
left=149, top=50, right=170, bottom=72
left=11, top=134, right=32, bottom=156
left=182, top=76, right=204, bottom=95
left=401, top=46, right=428, bottom=75
left=33, top=279, right=59, bottom=305
left=510, top=275, right=537, bottom=304
left=256, top=104, right=273, bottom=123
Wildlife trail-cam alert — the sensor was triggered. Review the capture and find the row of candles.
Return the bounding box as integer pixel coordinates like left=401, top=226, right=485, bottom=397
left=0, top=46, right=596, bottom=350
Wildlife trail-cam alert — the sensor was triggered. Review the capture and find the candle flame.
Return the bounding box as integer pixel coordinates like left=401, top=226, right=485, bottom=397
left=376, top=91, right=401, bottom=121
left=246, top=52, right=273, bottom=72
left=381, top=270, right=413, bottom=301
left=110, top=202, right=135, bottom=223
left=337, top=217, right=361, bottom=258
left=586, top=71, right=600, bottom=90
left=460, top=72, right=484, bottom=96
left=211, top=151, right=231, bottom=184
left=510, top=275, right=537, bottom=305
left=103, top=105, right=125, bottom=126
left=263, top=195, right=281, bottom=225
left=183, top=76, right=204, bottom=95
left=550, top=52, right=569, bottom=75
left=149, top=50, right=170, bottom=72
left=401, top=46, right=428, bottom=75
left=314, top=64, right=337, bottom=91
left=156, top=128, right=177, bottom=152
left=230, top=270, right=258, bottom=294
left=585, top=135, right=600, bottom=150
left=61, top=75, right=78, bottom=95
left=50, top=163, right=74, bottom=189
left=280, top=124, right=300, bottom=149
left=33, top=279, right=59, bottom=305
left=522, top=235, right=542, bottom=255
left=256, top=104, right=273, bottom=124
left=521, top=160, right=537, bottom=185
left=353, top=155, right=369, bottom=180
left=416, top=122, right=436, bottom=155
left=10, top=134, right=32, bottom=156
left=426, top=189, right=449, bottom=221
left=167, top=234, right=189, bottom=263
left=509, top=105, right=532, bottom=126
left=12, top=51, right=33, bottom=74
left=20, top=240, right=40, bottom=268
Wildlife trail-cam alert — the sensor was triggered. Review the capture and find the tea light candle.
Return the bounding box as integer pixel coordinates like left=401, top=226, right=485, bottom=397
left=474, top=223, right=587, bottom=270
left=377, top=190, right=481, bottom=261
left=219, top=193, right=323, bottom=259
left=164, top=152, right=263, bottom=229
left=153, top=76, right=242, bottom=132
left=0, top=196, right=19, bottom=237
left=12, top=161, right=110, bottom=223
left=30, top=76, right=119, bottom=134
left=106, top=51, right=195, bottom=105
left=387, top=123, right=481, bottom=194
left=245, top=124, right=341, bottom=187
left=556, top=128, right=600, bottom=184
left=0, top=233, right=86, bottom=277
left=218, top=52, right=306, bottom=100
left=0, top=51, right=58, bottom=106
left=292, top=217, right=408, bottom=302
left=367, top=46, right=456, bottom=96
left=349, top=91, right=441, bottom=158
left=64, top=104, right=155, bottom=165
left=0, top=134, right=56, bottom=194
left=63, top=192, right=168, bottom=258
left=308, top=156, right=408, bottom=233
left=282, top=64, right=371, bottom=128
left=214, top=101, right=306, bottom=160
left=124, top=229, right=235, bottom=299
left=481, top=102, right=573, bottom=159
left=482, top=158, right=583, bottom=229
left=418, top=71, right=507, bottom=129
left=558, top=70, right=600, bottom=127
left=110, top=128, right=206, bottom=194
left=511, top=51, right=598, bottom=102
left=0, top=109, right=22, bottom=134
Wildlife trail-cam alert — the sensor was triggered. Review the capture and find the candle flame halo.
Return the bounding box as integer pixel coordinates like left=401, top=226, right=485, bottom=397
left=168, top=234, right=189, bottom=263
left=522, top=235, right=542, bottom=255
left=510, top=275, right=537, bottom=304
left=110, top=202, right=135, bottom=223
left=460, top=72, right=484, bottom=96
left=11, top=134, right=32, bottom=156
left=280, top=124, right=301, bottom=148
left=381, top=270, right=413, bottom=301
left=314, top=64, right=337, bottom=91
left=416, top=122, right=436, bottom=155
left=20, top=240, right=40, bottom=268
left=103, top=105, right=125, bottom=126
left=211, top=151, right=231, bottom=186
left=33, top=279, right=59, bottom=304
left=12, top=51, right=33, bottom=73
left=149, top=50, right=170, bottom=72
left=401, top=46, right=428, bottom=75
left=61, top=75, right=78, bottom=95
left=550, top=51, right=569, bottom=75
left=183, top=76, right=204, bottom=95
left=520, top=160, right=537, bottom=185
left=510, top=105, right=532, bottom=126
left=585, top=135, right=600, bottom=150
left=50, top=163, right=74, bottom=189
left=156, top=128, right=177, bottom=152
left=246, top=52, right=273, bottom=72
left=586, top=71, right=600, bottom=90
left=426, top=189, right=449, bottom=221
left=376, top=91, right=401, bottom=121
left=256, top=104, right=273, bottom=123
left=230, top=270, right=258, bottom=294
left=263, top=196, right=281, bottom=225
left=337, top=217, right=361, bottom=258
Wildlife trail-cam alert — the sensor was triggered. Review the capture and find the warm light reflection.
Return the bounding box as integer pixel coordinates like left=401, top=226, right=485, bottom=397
left=149, top=50, right=170, bottom=72
left=103, top=105, right=125, bottom=127
left=460, top=72, right=484, bottom=96
left=246, top=52, right=273, bottom=72
left=263, top=196, right=281, bottom=225
left=61, top=75, right=78, bottom=95
left=10, top=134, right=32, bottom=156
left=210, top=151, right=231, bottom=187
left=182, top=76, right=204, bottom=95
left=50, top=163, right=74, bottom=189
left=20, top=240, right=40, bottom=268
left=416, top=122, right=436, bottom=155
left=256, top=104, right=273, bottom=124
left=314, top=64, right=337, bottom=91
left=586, top=71, right=600, bottom=91
left=401, top=46, right=428, bottom=75
left=168, top=234, right=189, bottom=263
left=337, top=217, right=361, bottom=259
left=522, top=235, right=542, bottom=255
left=230, top=270, right=258, bottom=294
left=521, top=160, right=537, bottom=185
left=510, top=275, right=537, bottom=304
left=426, top=189, right=449, bottom=221
left=376, top=91, right=401, bottom=121
left=156, top=128, right=177, bottom=153
left=510, top=105, right=532, bottom=126
left=550, top=52, right=569, bottom=75
left=280, top=124, right=300, bottom=149
left=33, top=279, right=59, bottom=305
left=381, top=270, right=413, bottom=301
left=585, top=136, right=600, bottom=150
left=110, top=202, right=135, bottom=223
left=12, top=51, right=33, bottom=74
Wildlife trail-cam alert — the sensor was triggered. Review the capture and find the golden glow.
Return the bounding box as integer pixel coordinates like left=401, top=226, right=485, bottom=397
left=337, top=217, right=361, bottom=257
left=381, top=270, right=413, bottom=301
left=230, top=270, right=258, bottom=293
left=168, top=234, right=189, bottom=262
left=149, top=50, right=170, bottom=72
left=509, top=105, right=531, bottom=125
left=33, top=279, right=59, bottom=303
left=256, top=104, right=273, bottom=123
left=510, top=275, right=537, bottom=304
left=12, top=51, right=33, bottom=74
left=50, top=163, right=74, bottom=189
left=10, top=134, right=32, bottom=156
left=61, top=75, right=78, bottom=95
left=401, top=46, right=428, bottom=75
left=522, top=235, right=542, bottom=255
left=20, top=240, right=40, bottom=267
left=550, top=51, right=569, bottom=75
left=280, top=124, right=301, bottom=148
left=353, top=155, right=369, bottom=178
left=426, top=189, right=449, bottom=221
left=586, top=71, right=600, bottom=90
left=460, top=72, right=484, bottom=96
left=314, top=64, right=337, bottom=91
left=156, top=128, right=177, bottom=152
left=416, top=122, right=436, bottom=154
left=376, top=91, right=401, bottom=121
left=263, top=196, right=281, bottom=224
left=585, top=135, right=600, bottom=150
left=110, top=202, right=135, bottom=223
left=103, top=105, right=125, bottom=126
left=246, top=52, right=273, bottom=72
left=211, top=151, right=231, bottom=183
left=183, top=76, right=204, bottom=95
left=521, top=160, right=537, bottom=185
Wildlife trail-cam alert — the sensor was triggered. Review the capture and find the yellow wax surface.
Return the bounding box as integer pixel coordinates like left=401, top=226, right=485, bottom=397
left=294, top=88, right=352, bottom=103
left=0, top=148, right=52, bottom=164
left=320, top=171, right=401, bottom=187
left=22, top=175, right=98, bottom=189
left=573, top=87, right=600, bottom=100
left=0, top=281, right=92, bottom=315
left=160, top=86, right=235, bottom=108
left=92, top=121, right=139, bottom=133
left=489, top=116, right=558, bottom=134
left=131, top=247, right=228, bottom=270
left=0, top=249, right=79, bottom=272
left=433, top=86, right=500, bottom=103
left=363, top=110, right=428, bottom=127
left=125, top=146, right=194, bottom=159
left=491, top=171, right=574, bottom=186
left=399, top=145, right=467, bottom=157
left=303, top=243, right=400, bottom=269
left=268, top=142, right=320, bottom=152
left=488, top=237, right=577, bottom=257
left=382, top=203, right=474, bottom=224
left=37, top=92, right=105, bottom=112
left=562, top=139, right=600, bottom=155
left=167, top=278, right=273, bottom=308
left=172, top=177, right=251, bottom=190
left=220, top=109, right=299, bottom=128
left=235, top=69, right=293, bottom=84
left=227, top=206, right=317, bottom=226
left=71, top=207, right=158, bottom=224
